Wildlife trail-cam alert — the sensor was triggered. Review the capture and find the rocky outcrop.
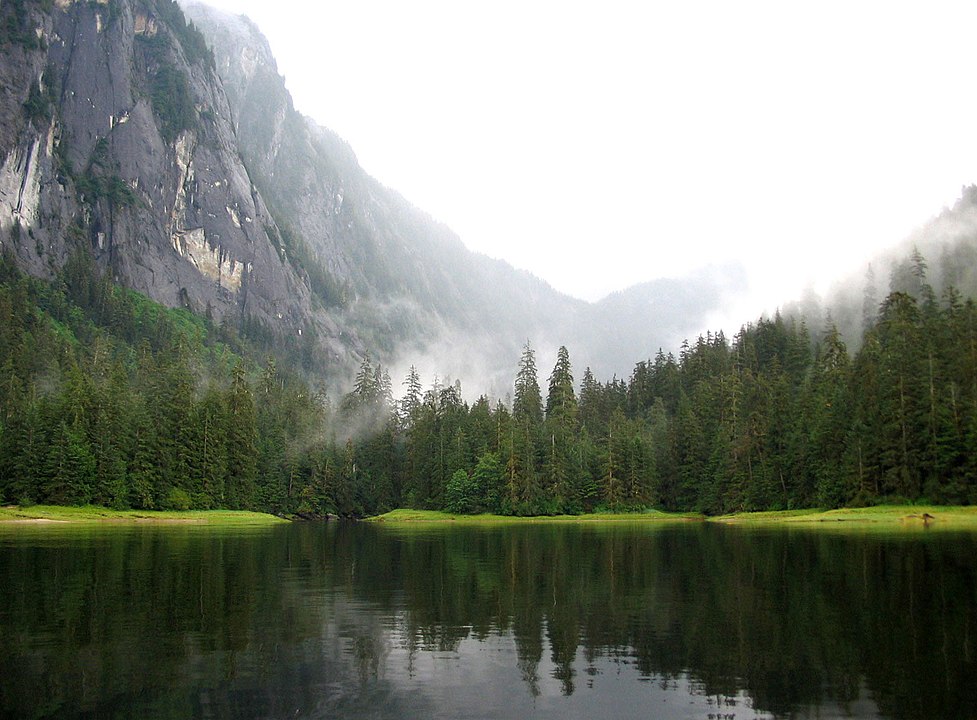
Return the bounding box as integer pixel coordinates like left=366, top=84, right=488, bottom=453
left=186, top=3, right=587, bottom=374
left=0, top=0, right=736, bottom=391
left=0, top=0, right=353, bottom=370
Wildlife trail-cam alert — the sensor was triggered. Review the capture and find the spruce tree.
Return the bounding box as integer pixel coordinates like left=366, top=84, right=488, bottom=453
left=511, top=342, right=544, bottom=512
left=545, top=346, right=579, bottom=508
left=226, top=362, right=258, bottom=509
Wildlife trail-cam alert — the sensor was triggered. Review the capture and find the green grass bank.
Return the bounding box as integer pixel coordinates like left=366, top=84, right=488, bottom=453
left=0, top=504, right=289, bottom=526
left=368, top=508, right=702, bottom=525
left=371, top=506, right=977, bottom=529
left=711, top=505, right=977, bottom=527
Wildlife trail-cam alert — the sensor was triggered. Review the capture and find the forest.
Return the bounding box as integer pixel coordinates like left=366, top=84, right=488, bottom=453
left=0, top=246, right=975, bottom=517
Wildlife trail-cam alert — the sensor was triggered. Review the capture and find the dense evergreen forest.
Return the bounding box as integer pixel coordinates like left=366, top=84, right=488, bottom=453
left=1, top=246, right=975, bottom=517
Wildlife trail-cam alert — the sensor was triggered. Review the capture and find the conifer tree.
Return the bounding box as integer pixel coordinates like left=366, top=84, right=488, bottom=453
left=874, top=292, right=926, bottom=499
left=545, top=346, right=579, bottom=508
left=226, top=362, right=258, bottom=509
left=808, top=325, right=853, bottom=507
left=510, top=342, right=544, bottom=511
left=90, top=357, right=133, bottom=509
left=196, top=386, right=228, bottom=508
left=401, top=365, right=423, bottom=428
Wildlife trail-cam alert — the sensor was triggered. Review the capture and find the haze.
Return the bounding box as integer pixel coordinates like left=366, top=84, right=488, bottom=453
left=193, top=0, right=977, bottom=325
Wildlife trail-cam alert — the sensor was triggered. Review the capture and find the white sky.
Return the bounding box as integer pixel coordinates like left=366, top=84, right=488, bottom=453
left=195, top=0, right=977, bottom=319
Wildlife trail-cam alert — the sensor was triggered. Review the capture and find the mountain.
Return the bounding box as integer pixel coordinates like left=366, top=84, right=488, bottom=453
left=572, top=263, right=749, bottom=376
left=180, top=2, right=753, bottom=384
left=0, top=0, right=737, bottom=394
left=183, top=2, right=596, bottom=390
left=0, top=0, right=338, bottom=347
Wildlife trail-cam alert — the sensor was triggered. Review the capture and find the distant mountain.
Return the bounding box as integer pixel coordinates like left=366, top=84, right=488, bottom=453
left=184, top=2, right=751, bottom=385
left=577, top=263, right=749, bottom=377
left=0, top=0, right=742, bottom=395
left=184, top=2, right=587, bottom=389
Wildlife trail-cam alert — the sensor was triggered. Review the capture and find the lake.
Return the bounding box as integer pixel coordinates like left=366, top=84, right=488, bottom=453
left=1, top=520, right=975, bottom=719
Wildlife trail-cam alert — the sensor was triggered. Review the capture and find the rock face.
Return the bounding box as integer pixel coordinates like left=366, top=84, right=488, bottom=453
left=0, top=0, right=740, bottom=390
left=0, top=0, right=348, bottom=368
left=185, top=3, right=588, bottom=369
left=0, top=0, right=582, bottom=385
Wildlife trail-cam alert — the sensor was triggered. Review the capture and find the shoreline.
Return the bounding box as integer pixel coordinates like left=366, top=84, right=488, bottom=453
left=0, top=505, right=289, bottom=526
left=4, top=504, right=975, bottom=528
left=710, top=505, right=977, bottom=527
left=369, top=505, right=977, bottom=528
left=367, top=509, right=703, bottom=525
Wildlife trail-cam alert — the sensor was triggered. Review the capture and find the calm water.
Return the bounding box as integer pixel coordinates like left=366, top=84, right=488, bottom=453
left=0, top=520, right=975, bottom=719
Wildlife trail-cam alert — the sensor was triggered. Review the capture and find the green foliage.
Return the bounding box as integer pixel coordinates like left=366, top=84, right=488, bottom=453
left=23, top=74, right=55, bottom=125
left=226, top=362, right=257, bottom=509
left=2, top=243, right=977, bottom=519
left=0, top=253, right=333, bottom=516
left=444, top=469, right=477, bottom=514
left=150, top=64, right=196, bottom=143
left=0, top=0, right=44, bottom=50
left=388, top=245, right=977, bottom=516
left=59, top=136, right=139, bottom=209
left=164, top=486, right=191, bottom=511
left=149, top=0, right=214, bottom=68
left=74, top=171, right=138, bottom=208
left=131, top=1, right=213, bottom=142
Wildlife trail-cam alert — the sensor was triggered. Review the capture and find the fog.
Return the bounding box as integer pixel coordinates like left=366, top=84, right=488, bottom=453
left=381, top=189, right=977, bottom=404
left=182, top=0, right=977, bottom=400
left=193, top=0, right=977, bottom=320
left=786, top=189, right=977, bottom=348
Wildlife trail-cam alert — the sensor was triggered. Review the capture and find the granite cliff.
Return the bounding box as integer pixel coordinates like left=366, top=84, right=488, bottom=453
left=0, top=0, right=739, bottom=390
left=0, top=0, right=353, bottom=364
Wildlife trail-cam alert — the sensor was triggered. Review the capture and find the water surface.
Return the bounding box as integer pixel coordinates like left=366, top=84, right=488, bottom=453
left=1, top=521, right=974, bottom=719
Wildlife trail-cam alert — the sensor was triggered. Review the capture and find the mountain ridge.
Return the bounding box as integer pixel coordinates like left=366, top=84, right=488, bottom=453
left=0, top=0, right=340, bottom=359
left=185, top=1, right=747, bottom=385
left=0, top=0, right=789, bottom=392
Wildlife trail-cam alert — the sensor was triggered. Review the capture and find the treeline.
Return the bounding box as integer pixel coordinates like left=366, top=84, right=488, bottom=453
left=357, top=248, right=977, bottom=514
left=1, top=248, right=976, bottom=516
left=0, top=253, right=329, bottom=514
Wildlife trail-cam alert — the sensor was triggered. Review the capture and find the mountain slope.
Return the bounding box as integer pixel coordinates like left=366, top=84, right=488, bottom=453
left=0, top=0, right=741, bottom=394
left=185, top=2, right=589, bottom=379
left=0, top=0, right=347, bottom=361
left=185, top=2, right=747, bottom=384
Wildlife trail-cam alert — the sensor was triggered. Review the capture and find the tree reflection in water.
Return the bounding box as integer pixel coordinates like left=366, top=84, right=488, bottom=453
left=1, top=522, right=975, bottom=719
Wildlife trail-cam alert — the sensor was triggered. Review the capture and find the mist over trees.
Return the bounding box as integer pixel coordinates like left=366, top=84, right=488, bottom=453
left=2, top=238, right=976, bottom=516
left=784, top=187, right=977, bottom=351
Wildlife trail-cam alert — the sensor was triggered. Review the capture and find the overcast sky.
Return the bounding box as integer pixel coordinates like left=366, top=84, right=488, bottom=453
left=194, top=0, right=977, bottom=321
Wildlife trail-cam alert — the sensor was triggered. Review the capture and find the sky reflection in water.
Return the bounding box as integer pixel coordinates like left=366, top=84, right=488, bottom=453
left=2, top=521, right=974, bottom=719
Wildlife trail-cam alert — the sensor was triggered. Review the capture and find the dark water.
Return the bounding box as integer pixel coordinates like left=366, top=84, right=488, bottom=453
left=1, top=521, right=975, bottom=720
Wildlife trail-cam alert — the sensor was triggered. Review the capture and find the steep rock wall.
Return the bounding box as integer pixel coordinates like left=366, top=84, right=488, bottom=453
left=0, top=0, right=356, bottom=370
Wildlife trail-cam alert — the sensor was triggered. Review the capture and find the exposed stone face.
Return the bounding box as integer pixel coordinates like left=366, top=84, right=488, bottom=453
left=185, top=2, right=586, bottom=370
left=171, top=227, right=249, bottom=293
left=0, top=0, right=736, bottom=391
left=1, top=0, right=601, bottom=389
left=0, top=0, right=353, bottom=371
left=0, top=129, right=47, bottom=233
left=133, top=12, right=158, bottom=37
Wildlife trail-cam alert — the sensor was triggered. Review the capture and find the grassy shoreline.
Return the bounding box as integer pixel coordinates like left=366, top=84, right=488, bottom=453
left=4, top=504, right=975, bottom=528
left=368, top=508, right=703, bottom=525
left=0, top=504, right=289, bottom=526
left=710, top=505, right=977, bottom=526
left=370, top=505, right=977, bottom=528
